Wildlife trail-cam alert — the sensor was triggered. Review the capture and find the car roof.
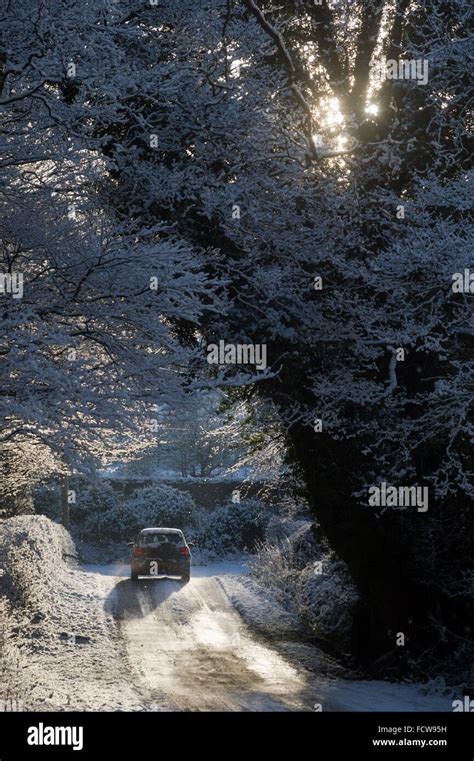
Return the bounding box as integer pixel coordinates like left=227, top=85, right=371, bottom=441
left=140, top=527, right=183, bottom=534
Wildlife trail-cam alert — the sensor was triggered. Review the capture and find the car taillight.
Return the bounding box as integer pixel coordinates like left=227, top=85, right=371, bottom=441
left=133, top=546, right=144, bottom=556
left=179, top=546, right=190, bottom=556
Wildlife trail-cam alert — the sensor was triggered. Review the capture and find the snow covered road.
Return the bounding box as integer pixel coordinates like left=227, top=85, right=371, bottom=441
left=81, top=562, right=452, bottom=712
left=103, top=564, right=336, bottom=711
left=1, top=515, right=453, bottom=713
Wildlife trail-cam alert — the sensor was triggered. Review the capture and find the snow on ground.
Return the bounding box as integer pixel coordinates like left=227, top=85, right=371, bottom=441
left=0, top=516, right=456, bottom=712
left=218, top=573, right=455, bottom=711
left=0, top=516, right=161, bottom=711
left=219, top=573, right=306, bottom=638
left=82, top=562, right=129, bottom=577
left=317, top=679, right=453, bottom=712
left=81, top=558, right=249, bottom=579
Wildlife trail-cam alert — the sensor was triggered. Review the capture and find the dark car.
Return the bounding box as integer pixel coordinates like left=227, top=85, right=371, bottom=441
left=129, top=528, right=192, bottom=583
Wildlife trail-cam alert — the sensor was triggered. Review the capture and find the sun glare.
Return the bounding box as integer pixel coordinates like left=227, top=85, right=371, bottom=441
left=335, top=135, right=348, bottom=151
left=321, top=97, right=345, bottom=128
left=365, top=103, right=379, bottom=116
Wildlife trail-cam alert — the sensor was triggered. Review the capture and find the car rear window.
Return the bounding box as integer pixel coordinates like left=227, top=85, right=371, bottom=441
left=140, top=533, right=182, bottom=545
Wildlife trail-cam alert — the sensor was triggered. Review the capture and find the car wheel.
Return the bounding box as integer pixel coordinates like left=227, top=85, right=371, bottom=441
left=181, top=569, right=190, bottom=584
left=131, top=569, right=139, bottom=581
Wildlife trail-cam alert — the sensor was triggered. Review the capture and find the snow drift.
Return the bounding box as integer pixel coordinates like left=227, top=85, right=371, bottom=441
left=0, top=515, right=150, bottom=711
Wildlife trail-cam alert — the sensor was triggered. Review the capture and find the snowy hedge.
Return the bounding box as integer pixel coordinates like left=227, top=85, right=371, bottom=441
left=33, top=480, right=273, bottom=551
left=296, top=559, right=359, bottom=652
left=83, top=484, right=198, bottom=540
left=251, top=523, right=359, bottom=653
left=2, top=515, right=77, bottom=609
left=33, top=481, right=199, bottom=541
left=197, top=499, right=268, bottom=555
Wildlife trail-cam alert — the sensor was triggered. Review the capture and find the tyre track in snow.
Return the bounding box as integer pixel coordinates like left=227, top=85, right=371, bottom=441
left=83, top=562, right=453, bottom=713
left=108, top=569, right=339, bottom=711
left=1, top=518, right=452, bottom=712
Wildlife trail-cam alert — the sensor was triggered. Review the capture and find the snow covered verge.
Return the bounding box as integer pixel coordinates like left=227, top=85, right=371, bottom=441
left=218, top=570, right=456, bottom=711
left=217, top=573, right=346, bottom=679
left=0, top=515, right=158, bottom=711
left=218, top=520, right=459, bottom=709
left=247, top=520, right=359, bottom=654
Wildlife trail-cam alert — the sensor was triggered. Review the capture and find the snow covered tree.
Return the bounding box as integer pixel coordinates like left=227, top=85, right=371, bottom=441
left=95, top=0, right=472, bottom=674
left=0, top=0, right=222, bottom=509
left=221, top=0, right=472, bottom=675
